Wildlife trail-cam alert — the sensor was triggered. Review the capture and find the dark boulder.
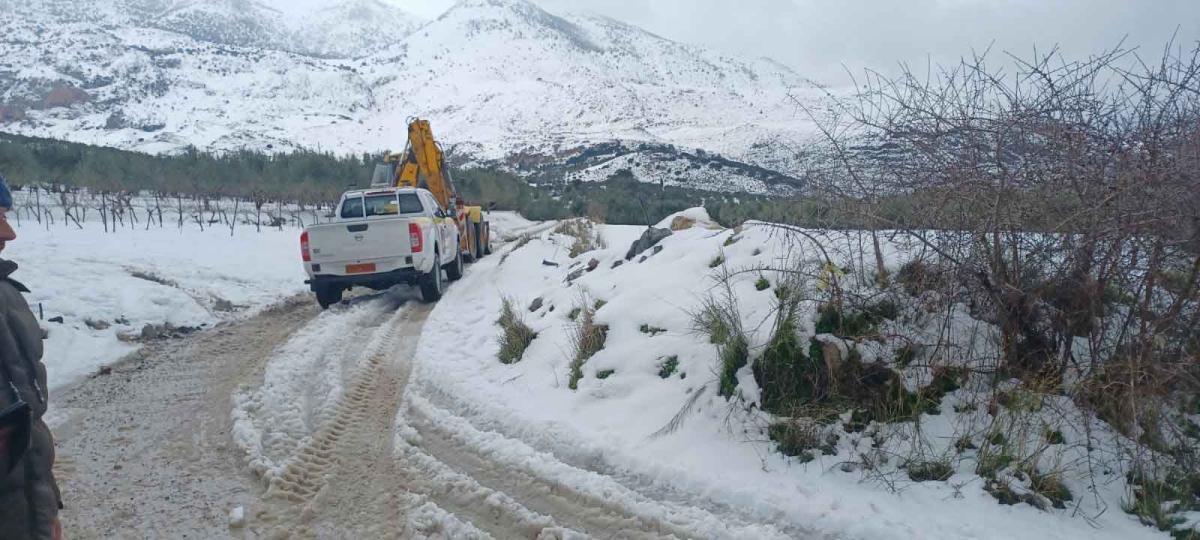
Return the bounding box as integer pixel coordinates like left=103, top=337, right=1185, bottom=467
left=625, top=227, right=671, bottom=261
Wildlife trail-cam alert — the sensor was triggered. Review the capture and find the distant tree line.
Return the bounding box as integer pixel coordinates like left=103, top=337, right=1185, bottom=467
left=0, top=132, right=376, bottom=204
left=1, top=132, right=829, bottom=227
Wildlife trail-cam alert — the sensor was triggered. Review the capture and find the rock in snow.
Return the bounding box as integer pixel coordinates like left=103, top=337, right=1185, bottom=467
left=624, top=228, right=672, bottom=261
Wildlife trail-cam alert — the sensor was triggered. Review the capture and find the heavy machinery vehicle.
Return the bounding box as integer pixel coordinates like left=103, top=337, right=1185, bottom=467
left=377, top=118, right=491, bottom=262
left=299, top=118, right=490, bottom=307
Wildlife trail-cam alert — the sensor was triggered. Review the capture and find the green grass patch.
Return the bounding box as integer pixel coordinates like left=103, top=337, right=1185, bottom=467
left=718, top=336, right=749, bottom=398
left=753, top=313, right=814, bottom=413
left=1183, top=418, right=1200, bottom=440
left=497, top=298, right=538, bottom=364
left=595, top=369, right=615, bottom=379
left=768, top=420, right=838, bottom=460
left=693, top=289, right=748, bottom=399
left=709, top=253, right=725, bottom=268
left=997, top=388, right=1045, bottom=413
left=984, top=478, right=1025, bottom=506
left=1125, top=471, right=1200, bottom=538
left=568, top=299, right=608, bottom=390
left=976, top=447, right=1014, bottom=479
left=755, top=276, right=770, bottom=291
left=814, top=302, right=884, bottom=339
left=1044, top=428, right=1065, bottom=445
left=1028, top=469, right=1073, bottom=509
left=697, top=308, right=730, bottom=345
left=657, top=356, right=679, bottom=379
left=852, top=366, right=964, bottom=424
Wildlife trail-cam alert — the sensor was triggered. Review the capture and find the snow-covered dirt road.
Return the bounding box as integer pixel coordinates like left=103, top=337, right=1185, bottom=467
left=50, top=283, right=788, bottom=538
left=50, top=296, right=319, bottom=538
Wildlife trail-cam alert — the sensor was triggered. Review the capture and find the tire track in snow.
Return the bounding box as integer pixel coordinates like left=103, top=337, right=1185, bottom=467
left=247, top=296, right=571, bottom=538
left=411, top=382, right=821, bottom=539
left=252, top=300, right=423, bottom=537
left=404, top=394, right=797, bottom=540
left=404, top=399, right=685, bottom=539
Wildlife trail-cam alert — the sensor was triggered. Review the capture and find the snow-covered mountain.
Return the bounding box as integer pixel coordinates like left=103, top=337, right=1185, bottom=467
left=0, top=0, right=829, bottom=195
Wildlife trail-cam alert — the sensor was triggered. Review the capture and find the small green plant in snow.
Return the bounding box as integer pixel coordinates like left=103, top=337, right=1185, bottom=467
left=497, top=298, right=537, bottom=364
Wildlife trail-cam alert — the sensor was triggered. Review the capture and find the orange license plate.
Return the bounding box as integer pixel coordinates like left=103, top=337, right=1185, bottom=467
left=345, top=263, right=376, bottom=274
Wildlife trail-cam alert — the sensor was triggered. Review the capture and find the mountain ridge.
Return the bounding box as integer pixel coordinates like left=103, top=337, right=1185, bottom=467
left=0, top=0, right=827, bottom=195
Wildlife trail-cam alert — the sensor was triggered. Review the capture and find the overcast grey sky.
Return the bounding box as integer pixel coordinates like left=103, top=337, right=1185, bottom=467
left=392, top=0, right=1200, bottom=85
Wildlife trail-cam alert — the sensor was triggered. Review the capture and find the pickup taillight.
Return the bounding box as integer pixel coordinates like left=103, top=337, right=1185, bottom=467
left=300, top=231, right=311, bottom=262
left=409, top=222, right=423, bottom=253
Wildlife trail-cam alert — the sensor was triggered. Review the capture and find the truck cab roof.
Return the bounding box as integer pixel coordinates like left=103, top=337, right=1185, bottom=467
left=334, top=187, right=444, bottom=222
left=340, top=186, right=424, bottom=198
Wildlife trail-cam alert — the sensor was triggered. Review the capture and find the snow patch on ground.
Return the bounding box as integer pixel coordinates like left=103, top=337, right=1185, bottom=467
left=10, top=208, right=308, bottom=390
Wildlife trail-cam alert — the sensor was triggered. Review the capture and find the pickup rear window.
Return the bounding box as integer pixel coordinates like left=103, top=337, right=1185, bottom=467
left=340, top=193, right=424, bottom=219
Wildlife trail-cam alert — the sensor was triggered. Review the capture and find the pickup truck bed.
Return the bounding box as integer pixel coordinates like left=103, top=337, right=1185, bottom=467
left=306, top=218, right=419, bottom=281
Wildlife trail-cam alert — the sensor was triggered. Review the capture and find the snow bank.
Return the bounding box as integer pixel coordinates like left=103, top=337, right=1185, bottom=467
left=10, top=217, right=308, bottom=390
left=410, top=210, right=1159, bottom=539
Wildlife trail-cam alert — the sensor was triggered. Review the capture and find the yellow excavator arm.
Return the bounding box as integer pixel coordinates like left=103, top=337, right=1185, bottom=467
left=384, top=118, right=490, bottom=260
left=393, top=118, right=456, bottom=209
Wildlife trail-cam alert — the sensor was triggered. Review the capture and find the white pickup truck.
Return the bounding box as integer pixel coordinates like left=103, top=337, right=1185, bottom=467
left=300, top=187, right=463, bottom=308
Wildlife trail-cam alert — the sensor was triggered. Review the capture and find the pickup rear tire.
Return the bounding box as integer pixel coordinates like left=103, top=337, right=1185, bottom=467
left=419, top=251, right=443, bottom=303
left=445, top=241, right=464, bottom=281
left=315, top=284, right=343, bottom=309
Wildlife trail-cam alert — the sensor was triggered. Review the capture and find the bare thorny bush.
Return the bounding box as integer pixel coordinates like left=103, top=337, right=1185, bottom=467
left=753, top=43, right=1200, bottom=527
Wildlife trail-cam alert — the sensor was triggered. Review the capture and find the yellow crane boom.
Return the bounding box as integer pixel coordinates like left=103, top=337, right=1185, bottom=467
left=385, top=118, right=490, bottom=261
left=394, top=119, right=454, bottom=208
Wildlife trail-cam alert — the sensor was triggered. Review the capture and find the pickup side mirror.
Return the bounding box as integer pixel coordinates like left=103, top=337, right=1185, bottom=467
left=433, top=209, right=445, bottom=218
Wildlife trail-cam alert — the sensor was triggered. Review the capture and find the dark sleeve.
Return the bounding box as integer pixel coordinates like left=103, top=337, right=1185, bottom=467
left=27, top=421, right=60, bottom=522
left=0, top=282, right=47, bottom=418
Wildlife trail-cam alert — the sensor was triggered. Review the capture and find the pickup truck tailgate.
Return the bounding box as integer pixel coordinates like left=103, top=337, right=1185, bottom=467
left=307, top=219, right=413, bottom=270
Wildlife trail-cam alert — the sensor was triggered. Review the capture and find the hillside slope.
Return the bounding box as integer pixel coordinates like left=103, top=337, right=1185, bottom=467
left=415, top=211, right=1173, bottom=539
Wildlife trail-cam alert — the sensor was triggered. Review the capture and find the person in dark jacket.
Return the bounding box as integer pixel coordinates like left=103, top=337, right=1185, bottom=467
left=0, top=175, right=63, bottom=540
